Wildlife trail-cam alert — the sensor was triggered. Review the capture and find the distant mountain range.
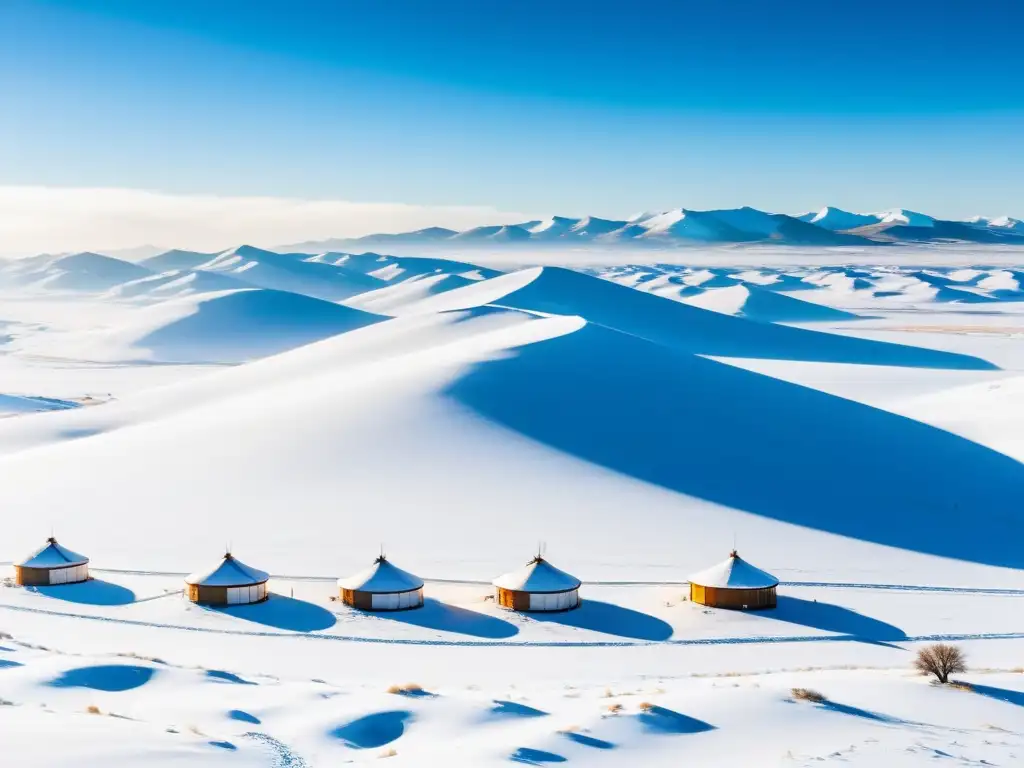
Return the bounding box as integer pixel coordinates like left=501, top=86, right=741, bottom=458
left=277, top=207, right=1024, bottom=252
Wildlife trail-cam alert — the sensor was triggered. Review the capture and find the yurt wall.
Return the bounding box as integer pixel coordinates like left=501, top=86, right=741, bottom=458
left=691, top=584, right=776, bottom=609
left=529, top=590, right=578, bottom=611
left=15, top=563, right=88, bottom=587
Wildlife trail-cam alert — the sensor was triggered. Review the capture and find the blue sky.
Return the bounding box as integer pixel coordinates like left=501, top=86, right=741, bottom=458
left=1, top=0, right=1023, bottom=249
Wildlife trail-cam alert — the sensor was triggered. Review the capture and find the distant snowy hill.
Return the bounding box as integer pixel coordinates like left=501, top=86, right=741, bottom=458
left=275, top=204, right=1024, bottom=252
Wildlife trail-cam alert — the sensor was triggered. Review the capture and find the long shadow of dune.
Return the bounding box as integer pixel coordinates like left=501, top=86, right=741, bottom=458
left=562, top=732, right=615, bottom=749
left=820, top=700, right=894, bottom=722
left=767, top=596, right=907, bottom=645
left=30, top=579, right=136, bottom=606
left=529, top=600, right=673, bottom=641
left=367, top=598, right=519, bottom=639
left=489, top=700, right=548, bottom=718
left=510, top=747, right=567, bottom=764
left=445, top=322, right=1024, bottom=568
left=494, top=267, right=995, bottom=369
left=968, top=683, right=1024, bottom=707
left=636, top=705, right=715, bottom=734
left=47, top=664, right=155, bottom=692
left=217, top=594, right=337, bottom=633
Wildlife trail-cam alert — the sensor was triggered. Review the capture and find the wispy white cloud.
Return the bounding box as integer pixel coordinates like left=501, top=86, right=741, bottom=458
left=0, top=186, right=529, bottom=256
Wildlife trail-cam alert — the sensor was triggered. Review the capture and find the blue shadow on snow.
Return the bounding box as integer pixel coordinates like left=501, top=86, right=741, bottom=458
left=510, top=747, right=567, bottom=765
left=767, top=596, right=907, bottom=646
left=489, top=700, right=548, bottom=718
left=637, top=705, right=715, bottom=734
left=968, top=683, right=1024, bottom=707
left=47, top=664, right=155, bottom=692
left=228, top=709, right=261, bottom=724
left=29, top=579, right=136, bottom=606
left=216, top=594, right=337, bottom=633
left=367, top=598, right=518, bottom=639
left=562, top=732, right=615, bottom=749
left=444, top=321, right=1024, bottom=569
left=205, top=669, right=256, bottom=685
left=330, top=710, right=413, bottom=749
left=529, top=600, right=673, bottom=641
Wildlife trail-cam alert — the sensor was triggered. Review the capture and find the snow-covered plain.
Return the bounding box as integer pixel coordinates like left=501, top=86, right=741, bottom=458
left=1, top=245, right=1023, bottom=766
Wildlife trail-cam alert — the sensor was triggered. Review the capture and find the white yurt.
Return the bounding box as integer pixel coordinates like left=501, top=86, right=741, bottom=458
left=688, top=550, right=779, bottom=610
left=15, top=537, right=89, bottom=586
left=493, top=555, right=581, bottom=612
left=338, top=555, right=424, bottom=611
left=185, top=553, right=269, bottom=606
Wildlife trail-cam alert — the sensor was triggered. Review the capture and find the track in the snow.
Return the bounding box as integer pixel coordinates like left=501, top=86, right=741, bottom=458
left=1, top=601, right=1022, bottom=649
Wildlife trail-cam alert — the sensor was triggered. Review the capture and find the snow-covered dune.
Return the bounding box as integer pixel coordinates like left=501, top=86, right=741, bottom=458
left=0, top=252, right=154, bottom=292
left=17, top=288, right=384, bottom=364
left=344, top=272, right=475, bottom=314
left=0, top=301, right=1019, bottom=581
left=682, top=284, right=863, bottom=323
left=398, top=266, right=994, bottom=369
left=140, top=249, right=218, bottom=272
left=196, top=245, right=384, bottom=301
left=103, top=269, right=249, bottom=299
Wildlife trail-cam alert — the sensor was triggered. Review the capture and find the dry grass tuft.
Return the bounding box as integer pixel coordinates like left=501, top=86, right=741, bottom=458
left=602, top=687, right=614, bottom=698
left=387, top=683, right=423, bottom=695
left=605, top=703, right=623, bottom=714
left=0, top=698, right=14, bottom=706
left=0, top=631, right=13, bottom=640
left=557, top=724, right=580, bottom=734
left=85, top=705, right=102, bottom=715
left=791, top=688, right=826, bottom=703
left=948, top=681, right=973, bottom=692
left=378, top=747, right=398, bottom=758
left=638, top=701, right=655, bottom=712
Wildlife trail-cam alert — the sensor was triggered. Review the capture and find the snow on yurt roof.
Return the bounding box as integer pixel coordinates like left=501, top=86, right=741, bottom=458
left=185, top=553, right=269, bottom=587
left=493, top=556, right=581, bottom=593
left=337, top=555, right=424, bottom=593
left=17, top=537, right=88, bottom=569
left=688, top=551, right=779, bottom=590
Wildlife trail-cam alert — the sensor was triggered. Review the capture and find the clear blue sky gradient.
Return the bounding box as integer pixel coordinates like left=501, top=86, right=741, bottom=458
left=2, top=0, right=1023, bottom=219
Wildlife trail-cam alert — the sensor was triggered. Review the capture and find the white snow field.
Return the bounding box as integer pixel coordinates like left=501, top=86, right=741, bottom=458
left=1, top=245, right=1024, bottom=766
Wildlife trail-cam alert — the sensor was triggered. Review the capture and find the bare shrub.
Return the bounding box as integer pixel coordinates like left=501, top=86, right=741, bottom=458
left=914, top=643, right=967, bottom=684
left=791, top=688, right=826, bottom=703
left=0, top=631, right=13, bottom=640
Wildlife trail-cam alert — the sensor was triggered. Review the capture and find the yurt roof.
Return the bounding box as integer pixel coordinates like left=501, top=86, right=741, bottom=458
left=17, top=537, right=88, bottom=569
left=493, top=556, right=581, bottom=593
left=185, top=553, right=269, bottom=587
left=337, top=556, right=424, bottom=593
left=688, top=551, right=779, bottom=590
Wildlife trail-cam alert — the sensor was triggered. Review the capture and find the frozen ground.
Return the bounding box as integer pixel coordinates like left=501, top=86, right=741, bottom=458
left=1, top=245, right=1023, bottom=765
